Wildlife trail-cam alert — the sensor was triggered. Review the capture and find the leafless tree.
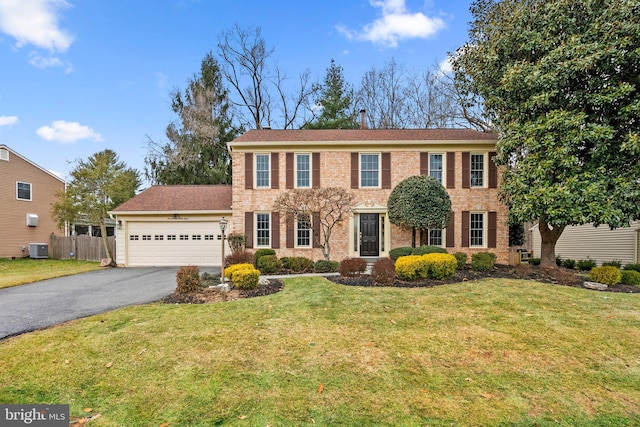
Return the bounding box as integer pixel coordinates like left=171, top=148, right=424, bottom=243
left=273, top=187, right=356, bottom=260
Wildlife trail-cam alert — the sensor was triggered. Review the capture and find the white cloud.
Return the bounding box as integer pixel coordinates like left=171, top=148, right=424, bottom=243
left=0, top=0, right=74, bottom=52
left=0, top=115, right=18, bottom=126
left=439, top=56, right=453, bottom=75
left=337, top=0, right=446, bottom=48
left=36, top=120, right=103, bottom=144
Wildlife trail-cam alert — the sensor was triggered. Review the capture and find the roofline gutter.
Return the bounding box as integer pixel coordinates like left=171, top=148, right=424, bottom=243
left=108, top=210, right=232, bottom=216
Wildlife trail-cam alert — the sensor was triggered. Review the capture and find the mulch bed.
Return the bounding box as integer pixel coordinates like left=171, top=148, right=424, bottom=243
left=162, top=265, right=638, bottom=304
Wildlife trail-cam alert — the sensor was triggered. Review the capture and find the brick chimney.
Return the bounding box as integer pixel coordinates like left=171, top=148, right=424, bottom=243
left=360, top=109, right=366, bottom=129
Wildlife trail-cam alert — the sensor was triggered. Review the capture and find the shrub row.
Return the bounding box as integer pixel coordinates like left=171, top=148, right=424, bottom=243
left=225, top=250, right=339, bottom=274
left=389, top=245, right=447, bottom=260
left=395, top=253, right=457, bottom=281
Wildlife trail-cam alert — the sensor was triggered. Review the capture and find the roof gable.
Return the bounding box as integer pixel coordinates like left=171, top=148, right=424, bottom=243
left=0, top=144, right=66, bottom=183
left=112, top=185, right=232, bottom=212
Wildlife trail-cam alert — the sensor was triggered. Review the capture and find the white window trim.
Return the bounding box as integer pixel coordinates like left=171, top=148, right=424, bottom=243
left=428, top=153, right=446, bottom=186
left=254, top=153, right=271, bottom=189
left=359, top=152, right=381, bottom=189
left=295, top=214, right=312, bottom=248
left=294, top=153, right=312, bottom=189
left=469, top=211, right=487, bottom=248
left=16, top=181, right=32, bottom=201
left=470, top=152, right=488, bottom=188
left=0, top=148, right=9, bottom=161
left=255, top=212, right=271, bottom=248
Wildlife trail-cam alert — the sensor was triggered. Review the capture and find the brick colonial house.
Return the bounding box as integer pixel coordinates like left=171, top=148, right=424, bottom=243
left=229, top=129, right=509, bottom=264
left=0, top=144, right=66, bottom=259
left=111, top=128, right=508, bottom=266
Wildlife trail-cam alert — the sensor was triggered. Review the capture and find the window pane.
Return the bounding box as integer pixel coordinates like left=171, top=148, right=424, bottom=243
left=470, top=213, right=484, bottom=246
left=256, top=154, right=270, bottom=187
left=256, top=213, right=270, bottom=247
left=297, top=214, right=311, bottom=247
left=471, top=154, right=484, bottom=187
left=429, top=229, right=442, bottom=246
left=360, top=154, right=379, bottom=187
left=429, top=154, right=443, bottom=184
left=296, top=154, right=310, bottom=188
left=17, top=182, right=31, bottom=200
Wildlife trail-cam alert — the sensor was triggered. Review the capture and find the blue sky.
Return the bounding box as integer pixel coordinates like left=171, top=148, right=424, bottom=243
left=0, top=0, right=473, bottom=184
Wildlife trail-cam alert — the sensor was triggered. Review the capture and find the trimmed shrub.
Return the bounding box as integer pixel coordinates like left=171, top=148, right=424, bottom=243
left=225, top=250, right=256, bottom=267
left=412, top=245, right=448, bottom=255
left=223, top=263, right=254, bottom=280
left=233, top=268, right=260, bottom=290
left=471, top=252, right=496, bottom=272
left=314, top=259, right=339, bottom=273
left=395, top=255, right=429, bottom=281
left=257, top=254, right=282, bottom=274
left=176, top=265, right=201, bottom=293
left=621, top=270, right=640, bottom=286
left=453, top=252, right=468, bottom=269
left=371, top=258, right=396, bottom=285
left=423, top=253, right=457, bottom=279
left=562, top=258, right=576, bottom=270
left=389, top=247, right=413, bottom=260
left=254, top=248, right=276, bottom=265
left=602, top=260, right=622, bottom=268
left=281, top=256, right=314, bottom=272
left=227, top=232, right=246, bottom=253
left=577, top=259, right=597, bottom=271
left=338, top=257, right=368, bottom=277
left=623, top=263, right=640, bottom=273
left=529, top=257, right=541, bottom=266
left=589, top=266, right=622, bottom=285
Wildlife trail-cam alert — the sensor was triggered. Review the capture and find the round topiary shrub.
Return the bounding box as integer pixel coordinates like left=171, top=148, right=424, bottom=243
left=412, top=245, right=448, bottom=255
left=589, top=266, right=622, bottom=285
left=371, top=257, right=396, bottom=285
left=254, top=248, right=276, bottom=266
left=395, top=255, right=429, bottom=281
left=314, top=259, right=339, bottom=273
left=620, top=270, right=640, bottom=286
left=471, top=252, right=497, bottom=272
left=257, top=254, right=282, bottom=274
left=176, top=265, right=201, bottom=293
left=389, top=247, right=413, bottom=260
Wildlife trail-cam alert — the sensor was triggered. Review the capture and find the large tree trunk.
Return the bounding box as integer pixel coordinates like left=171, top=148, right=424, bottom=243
left=538, top=220, right=564, bottom=268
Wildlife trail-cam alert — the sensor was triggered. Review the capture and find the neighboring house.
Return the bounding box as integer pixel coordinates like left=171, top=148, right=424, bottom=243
left=110, top=185, right=232, bottom=266
left=530, top=222, right=640, bottom=266
left=0, top=144, right=66, bottom=259
left=228, top=129, right=509, bottom=264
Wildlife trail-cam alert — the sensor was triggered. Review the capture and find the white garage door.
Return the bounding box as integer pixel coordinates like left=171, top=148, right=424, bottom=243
left=127, top=221, right=225, bottom=266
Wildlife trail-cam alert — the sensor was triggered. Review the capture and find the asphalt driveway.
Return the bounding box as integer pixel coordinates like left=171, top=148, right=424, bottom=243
left=0, top=266, right=219, bottom=340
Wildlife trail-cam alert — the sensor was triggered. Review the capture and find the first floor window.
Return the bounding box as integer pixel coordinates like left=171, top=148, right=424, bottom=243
left=429, top=229, right=443, bottom=246
left=470, top=213, right=484, bottom=247
left=17, top=182, right=31, bottom=201
left=296, top=214, right=311, bottom=247
left=256, top=213, right=270, bottom=247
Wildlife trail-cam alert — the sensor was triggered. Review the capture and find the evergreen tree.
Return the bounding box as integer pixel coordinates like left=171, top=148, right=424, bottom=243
left=305, top=59, right=358, bottom=129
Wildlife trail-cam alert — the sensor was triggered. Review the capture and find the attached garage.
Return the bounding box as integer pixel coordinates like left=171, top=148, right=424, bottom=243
left=110, top=185, right=232, bottom=267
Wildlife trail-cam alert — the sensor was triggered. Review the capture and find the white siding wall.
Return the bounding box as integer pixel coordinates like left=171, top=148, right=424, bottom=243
left=530, top=221, right=640, bottom=265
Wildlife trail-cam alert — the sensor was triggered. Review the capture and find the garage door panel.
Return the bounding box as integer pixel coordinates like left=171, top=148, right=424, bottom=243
left=127, top=222, right=225, bottom=266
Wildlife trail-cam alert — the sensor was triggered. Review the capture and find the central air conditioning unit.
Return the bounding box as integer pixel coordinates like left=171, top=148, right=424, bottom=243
left=26, top=213, right=39, bottom=227
left=29, top=243, right=48, bottom=259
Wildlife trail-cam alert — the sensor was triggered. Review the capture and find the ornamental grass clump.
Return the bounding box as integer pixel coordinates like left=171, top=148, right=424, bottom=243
left=175, top=266, right=201, bottom=294
left=589, top=266, right=622, bottom=285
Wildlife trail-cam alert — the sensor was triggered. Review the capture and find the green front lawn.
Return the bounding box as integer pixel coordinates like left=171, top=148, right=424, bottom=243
left=0, top=258, right=103, bottom=289
left=0, top=277, right=638, bottom=426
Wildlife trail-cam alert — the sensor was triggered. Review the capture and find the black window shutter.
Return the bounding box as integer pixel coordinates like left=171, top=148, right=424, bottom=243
left=245, top=211, right=254, bottom=248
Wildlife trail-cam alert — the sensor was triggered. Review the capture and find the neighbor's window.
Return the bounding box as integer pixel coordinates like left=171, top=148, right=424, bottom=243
left=255, top=154, right=270, bottom=188
left=17, top=182, right=31, bottom=201
left=256, top=213, right=270, bottom=247
left=470, top=213, right=485, bottom=247
left=360, top=153, right=380, bottom=188
left=296, top=214, right=311, bottom=247
left=296, top=153, right=311, bottom=188
left=470, top=154, right=485, bottom=187
left=429, top=154, right=444, bottom=185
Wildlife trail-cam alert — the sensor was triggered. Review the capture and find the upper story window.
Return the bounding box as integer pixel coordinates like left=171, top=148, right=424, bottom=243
left=17, top=182, right=32, bottom=201
left=429, top=154, right=444, bottom=185
left=296, top=153, right=311, bottom=188
left=255, top=154, right=270, bottom=188
left=360, top=153, right=380, bottom=188
left=256, top=213, right=271, bottom=247
left=470, top=154, right=485, bottom=187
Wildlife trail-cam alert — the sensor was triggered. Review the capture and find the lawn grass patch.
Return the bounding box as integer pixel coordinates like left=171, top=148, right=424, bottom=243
left=0, top=258, right=103, bottom=289
left=0, top=277, right=639, bottom=426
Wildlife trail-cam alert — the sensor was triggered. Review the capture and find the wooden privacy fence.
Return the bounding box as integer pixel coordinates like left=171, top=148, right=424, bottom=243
left=50, top=234, right=116, bottom=261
